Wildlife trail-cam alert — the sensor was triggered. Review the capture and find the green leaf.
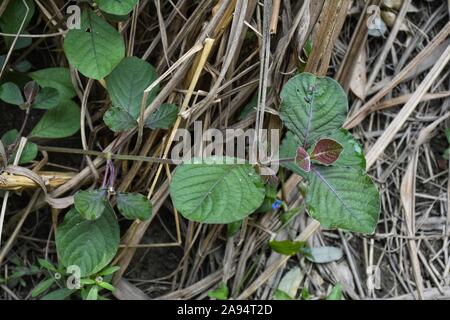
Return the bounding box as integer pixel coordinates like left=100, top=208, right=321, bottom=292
left=103, top=106, right=137, bottom=132
left=0, top=0, right=35, bottom=49
left=106, top=57, right=158, bottom=119
left=13, top=60, right=32, bottom=73
left=55, top=208, right=120, bottom=277
left=145, top=104, right=178, bottom=129
left=63, top=10, right=125, bottom=80
left=1, top=129, right=38, bottom=164
left=326, top=283, right=343, bottom=300
left=280, top=73, right=348, bottom=147
left=29, top=68, right=76, bottom=100
left=96, top=0, right=139, bottom=15
left=279, top=131, right=309, bottom=179
left=273, top=289, right=294, bottom=300
left=97, top=281, right=115, bottom=292
left=0, top=82, right=24, bottom=105
left=41, top=288, right=75, bottom=300
left=445, top=128, right=450, bottom=143
left=32, top=87, right=60, bottom=110
left=86, top=285, right=99, bottom=300
left=269, top=240, right=308, bottom=256
left=304, top=246, right=343, bottom=264
left=306, top=166, right=380, bottom=234
left=116, top=192, right=152, bottom=221
left=30, top=100, right=81, bottom=138
left=98, top=266, right=120, bottom=276
left=37, top=259, right=57, bottom=272
left=208, top=282, right=229, bottom=300
left=74, top=189, right=109, bottom=221
left=31, top=278, right=55, bottom=297
left=169, top=157, right=265, bottom=224
left=227, top=220, right=242, bottom=237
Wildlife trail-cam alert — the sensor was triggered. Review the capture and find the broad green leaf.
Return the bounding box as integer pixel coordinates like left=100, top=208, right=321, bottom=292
left=304, top=246, right=343, bottom=264
left=31, top=278, right=55, bottom=297
left=306, top=166, right=380, bottom=234
left=55, top=208, right=120, bottom=277
left=208, top=282, right=229, bottom=300
left=106, top=57, right=158, bottom=119
left=32, top=87, right=60, bottom=110
left=326, top=283, right=343, bottom=300
left=30, top=100, right=81, bottom=138
left=101, top=12, right=131, bottom=22
left=145, top=104, right=178, bottom=129
left=316, top=129, right=365, bottom=169
left=86, top=286, right=99, bottom=300
left=279, top=131, right=308, bottom=179
left=1, top=129, right=38, bottom=164
left=64, top=10, right=125, bottom=80
left=0, top=82, right=24, bottom=105
left=269, top=240, right=308, bottom=256
left=103, top=106, right=137, bottom=132
left=29, top=68, right=76, bottom=100
left=116, top=192, right=152, bottom=221
left=280, top=73, right=348, bottom=147
left=0, top=0, right=35, bottom=49
left=41, top=288, right=75, bottom=300
left=74, top=189, right=109, bottom=220
left=169, top=157, right=265, bottom=224
left=96, top=0, right=139, bottom=15
left=97, top=281, right=115, bottom=292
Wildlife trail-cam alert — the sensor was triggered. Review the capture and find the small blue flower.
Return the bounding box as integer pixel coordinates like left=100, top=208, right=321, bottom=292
left=272, top=199, right=283, bottom=210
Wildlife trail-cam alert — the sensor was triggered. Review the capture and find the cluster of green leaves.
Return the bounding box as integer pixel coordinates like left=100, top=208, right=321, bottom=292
left=55, top=190, right=152, bottom=277
left=170, top=73, right=380, bottom=235
left=62, top=8, right=178, bottom=133
left=1, top=3, right=179, bottom=168
left=279, top=73, right=380, bottom=234
left=31, top=259, right=120, bottom=300
left=0, top=70, right=81, bottom=164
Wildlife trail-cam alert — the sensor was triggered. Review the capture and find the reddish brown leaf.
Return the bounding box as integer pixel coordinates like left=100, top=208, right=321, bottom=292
left=311, top=138, right=343, bottom=165
left=296, top=146, right=311, bottom=172
left=23, top=81, right=39, bottom=104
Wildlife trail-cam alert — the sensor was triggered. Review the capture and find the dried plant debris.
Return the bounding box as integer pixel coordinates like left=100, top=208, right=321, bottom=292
left=0, top=0, right=449, bottom=301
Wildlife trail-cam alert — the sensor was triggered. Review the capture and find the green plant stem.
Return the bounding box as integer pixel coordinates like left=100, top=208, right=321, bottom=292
left=38, top=146, right=181, bottom=165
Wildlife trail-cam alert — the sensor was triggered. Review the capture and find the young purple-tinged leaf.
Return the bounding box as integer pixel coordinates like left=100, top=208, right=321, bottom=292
left=295, top=146, right=311, bottom=172
left=24, top=81, right=39, bottom=104
left=311, top=138, right=343, bottom=165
